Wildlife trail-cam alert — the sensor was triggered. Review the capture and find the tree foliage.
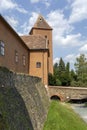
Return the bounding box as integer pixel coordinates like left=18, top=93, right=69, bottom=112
left=48, top=54, right=87, bottom=87
left=49, top=58, right=71, bottom=86
left=74, top=54, right=87, bottom=87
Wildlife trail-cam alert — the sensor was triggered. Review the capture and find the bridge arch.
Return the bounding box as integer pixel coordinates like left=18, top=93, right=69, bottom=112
left=50, top=95, right=61, bottom=101
left=48, top=86, right=87, bottom=102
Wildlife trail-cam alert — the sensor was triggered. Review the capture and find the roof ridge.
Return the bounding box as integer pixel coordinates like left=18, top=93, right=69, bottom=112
left=21, top=34, right=46, bottom=40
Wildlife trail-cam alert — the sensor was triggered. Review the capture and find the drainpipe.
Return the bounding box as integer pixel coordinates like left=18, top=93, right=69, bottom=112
left=42, top=51, right=44, bottom=85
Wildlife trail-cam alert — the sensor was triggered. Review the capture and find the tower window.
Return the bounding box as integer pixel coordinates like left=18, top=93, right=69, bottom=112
left=36, top=62, right=41, bottom=68
left=0, top=41, right=5, bottom=56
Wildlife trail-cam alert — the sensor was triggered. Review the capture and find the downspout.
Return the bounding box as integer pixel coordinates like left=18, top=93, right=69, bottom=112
left=42, top=51, right=44, bottom=85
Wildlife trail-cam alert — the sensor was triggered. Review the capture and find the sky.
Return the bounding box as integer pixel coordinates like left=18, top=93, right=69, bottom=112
left=0, top=0, right=87, bottom=69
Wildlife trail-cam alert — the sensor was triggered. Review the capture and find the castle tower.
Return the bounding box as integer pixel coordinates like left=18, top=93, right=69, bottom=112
left=29, top=15, right=53, bottom=74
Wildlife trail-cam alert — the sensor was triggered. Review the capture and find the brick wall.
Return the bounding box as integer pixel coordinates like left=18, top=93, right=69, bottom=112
left=0, top=17, right=29, bottom=74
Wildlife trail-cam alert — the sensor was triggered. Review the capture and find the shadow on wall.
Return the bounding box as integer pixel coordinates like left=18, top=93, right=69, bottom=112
left=0, top=87, right=34, bottom=130
left=0, top=67, right=34, bottom=130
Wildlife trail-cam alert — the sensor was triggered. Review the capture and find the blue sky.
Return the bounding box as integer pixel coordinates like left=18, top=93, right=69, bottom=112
left=0, top=0, right=87, bottom=69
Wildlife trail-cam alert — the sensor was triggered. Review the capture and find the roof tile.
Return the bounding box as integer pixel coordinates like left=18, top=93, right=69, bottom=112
left=33, top=14, right=52, bottom=30
left=21, top=35, right=48, bottom=50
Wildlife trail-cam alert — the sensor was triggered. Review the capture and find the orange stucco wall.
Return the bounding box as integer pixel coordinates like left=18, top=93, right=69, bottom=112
left=29, top=50, right=48, bottom=85
left=30, top=28, right=53, bottom=74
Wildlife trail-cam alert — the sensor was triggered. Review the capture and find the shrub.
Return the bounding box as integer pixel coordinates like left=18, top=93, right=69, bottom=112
left=56, top=79, right=62, bottom=86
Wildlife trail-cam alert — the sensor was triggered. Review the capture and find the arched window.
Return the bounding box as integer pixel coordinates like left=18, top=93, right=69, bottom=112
left=0, top=41, right=5, bottom=56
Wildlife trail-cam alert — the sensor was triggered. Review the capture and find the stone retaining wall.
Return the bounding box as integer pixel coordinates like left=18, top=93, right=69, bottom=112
left=0, top=67, right=49, bottom=130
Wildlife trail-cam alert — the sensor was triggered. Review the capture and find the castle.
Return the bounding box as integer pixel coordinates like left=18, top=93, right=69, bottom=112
left=0, top=14, right=53, bottom=85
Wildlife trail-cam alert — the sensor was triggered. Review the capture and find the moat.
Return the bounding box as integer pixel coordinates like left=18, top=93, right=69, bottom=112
left=71, top=104, right=87, bottom=123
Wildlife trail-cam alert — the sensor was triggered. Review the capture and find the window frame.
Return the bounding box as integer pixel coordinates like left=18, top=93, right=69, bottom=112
left=36, top=62, right=41, bottom=68
left=23, top=55, right=26, bottom=66
left=15, top=51, right=18, bottom=63
left=0, top=41, right=5, bottom=56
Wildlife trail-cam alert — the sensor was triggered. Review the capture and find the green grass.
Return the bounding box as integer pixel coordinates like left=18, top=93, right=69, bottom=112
left=43, top=101, right=87, bottom=130
left=85, top=103, right=87, bottom=107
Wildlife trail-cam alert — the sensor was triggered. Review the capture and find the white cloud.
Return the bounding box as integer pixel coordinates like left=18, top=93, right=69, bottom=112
left=64, top=53, right=80, bottom=69
left=0, top=0, right=28, bottom=14
left=20, top=12, right=38, bottom=34
left=61, top=33, right=82, bottom=46
left=53, top=57, right=60, bottom=64
left=46, top=10, right=84, bottom=47
left=29, top=12, right=38, bottom=27
left=30, top=0, right=50, bottom=8
left=64, top=54, right=76, bottom=64
left=0, top=0, right=16, bottom=10
left=6, top=16, right=19, bottom=28
left=30, top=0, right=40, bottom=3
left=79, top=44, right=87, bottom=52
left=16, top=7, right=28, bottom=14
left=44, top=0, right=50, bottom=8
left=69, top=0, right=87, bottom=23
left=47, top=10, right=73, bottom=36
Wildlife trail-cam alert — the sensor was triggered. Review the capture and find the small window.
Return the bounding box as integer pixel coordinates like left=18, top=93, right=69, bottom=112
left=0, top=41, right=5, bottom=56
left=36, top=62, right=41, bottom=68
left=45, top=35, right=47, bottom=39
left=15, top=51, right=18, bottom=63
left=23, top=55, right=26, bottom=66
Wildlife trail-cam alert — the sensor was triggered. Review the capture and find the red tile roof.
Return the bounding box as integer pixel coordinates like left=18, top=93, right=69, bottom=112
left=21, top=35, right=48, bottom=50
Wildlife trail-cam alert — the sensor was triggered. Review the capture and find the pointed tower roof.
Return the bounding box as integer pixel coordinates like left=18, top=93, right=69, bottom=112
left=29, top=14, right=52, bottom=34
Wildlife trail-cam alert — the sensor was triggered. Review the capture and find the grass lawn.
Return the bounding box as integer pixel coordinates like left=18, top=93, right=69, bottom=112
left=85, top=103, right=87, bottom=107
left=43, top=101, right=87, bottom=130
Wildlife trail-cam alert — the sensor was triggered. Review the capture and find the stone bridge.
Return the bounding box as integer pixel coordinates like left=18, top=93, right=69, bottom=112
left=47, top=86, right=87, bottom=102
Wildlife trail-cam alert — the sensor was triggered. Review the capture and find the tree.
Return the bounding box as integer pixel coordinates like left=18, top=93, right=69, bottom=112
left=70, top=69, right=77, bottom=81
left=74, top=54, right=87, bottom=87
left=53, top=59, right=71, bottom=86
left=65, top=62, right=71, bottom=86
left=48, top=73, right=56, bottom=86
left=59, top=57, right=65, bottom=73
left=58, top=58, right=67, bottom=86
left=54, top=63, right=62, bottom=86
